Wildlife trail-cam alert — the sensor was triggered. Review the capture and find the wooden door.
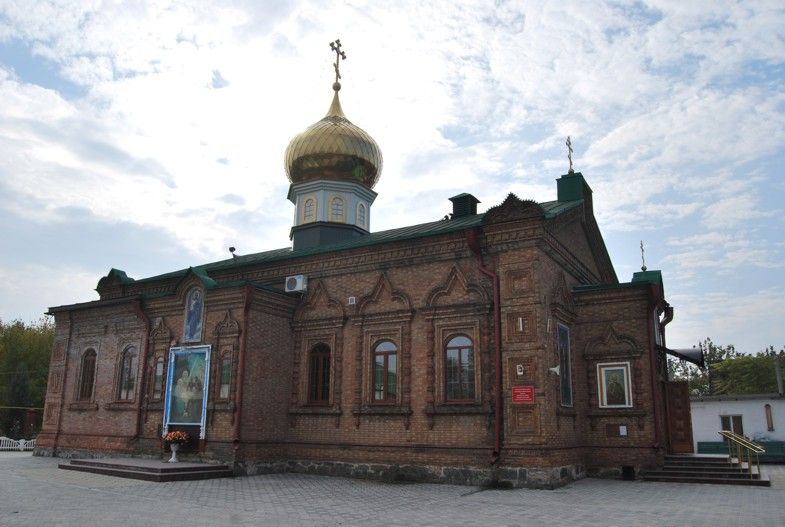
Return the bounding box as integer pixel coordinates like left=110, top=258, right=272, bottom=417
left=665, top=381, right=694, bottom=454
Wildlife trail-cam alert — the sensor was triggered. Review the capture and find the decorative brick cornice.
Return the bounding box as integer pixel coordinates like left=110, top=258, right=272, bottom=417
left=583, top=325, right=641, bottom=359
left=213, top=310, right=241, bottom=337
left=483, top=193, right=545, bottom=224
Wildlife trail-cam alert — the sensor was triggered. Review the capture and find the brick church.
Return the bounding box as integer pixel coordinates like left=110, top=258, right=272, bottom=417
left=36, top=44, right=695, bottom=488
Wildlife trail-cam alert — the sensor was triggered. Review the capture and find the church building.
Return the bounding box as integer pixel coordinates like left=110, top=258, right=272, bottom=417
left=35, top=42, right=694, bottom=488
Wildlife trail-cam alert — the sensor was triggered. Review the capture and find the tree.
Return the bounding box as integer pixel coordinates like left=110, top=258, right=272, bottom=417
left=712, top=347, right=784, bottom=395
left=669, top=337, right=738, bottom=395
left=0, top=318, right=54, bottom=438
left=670, top=338, right=785, bottom=396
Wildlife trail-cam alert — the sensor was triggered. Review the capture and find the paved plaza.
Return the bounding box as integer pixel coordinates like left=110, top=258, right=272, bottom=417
left=1, top=452, right=783, bottom=527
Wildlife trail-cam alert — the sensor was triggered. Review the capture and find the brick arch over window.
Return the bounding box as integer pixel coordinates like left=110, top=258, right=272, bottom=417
left=294, top=280, right=346, bottom=323
left=356, top=273, right=413, bottom=316
left=77, top=349, right=97, bottom=401
left=425, top=265, right=489, bottom=308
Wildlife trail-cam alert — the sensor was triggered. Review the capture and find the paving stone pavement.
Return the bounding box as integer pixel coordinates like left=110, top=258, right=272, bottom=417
left=1, top=453, right=784, bottom=527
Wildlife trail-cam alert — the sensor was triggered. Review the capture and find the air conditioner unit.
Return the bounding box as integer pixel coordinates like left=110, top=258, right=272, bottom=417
left=285, top=275, right=308, bottom=293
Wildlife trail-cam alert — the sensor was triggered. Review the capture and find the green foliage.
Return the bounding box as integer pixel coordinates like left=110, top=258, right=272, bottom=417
left=669, top=338, right=784, bottom=396
left=0, top=317, right=54, bottom=438
left=669, top=337, right=737, bottom=395
left=712, top=353, right=780, bottom=395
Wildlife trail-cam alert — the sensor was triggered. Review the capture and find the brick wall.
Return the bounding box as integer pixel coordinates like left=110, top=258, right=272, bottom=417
left=37, top=198, right=668, bottom=485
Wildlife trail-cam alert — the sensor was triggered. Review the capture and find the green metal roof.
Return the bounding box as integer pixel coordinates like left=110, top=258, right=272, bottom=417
left=573, top=269, right=664, bottom=294
left=631, top=270, right=663, bottom=286
left=131, top=198, right=582, bottom=285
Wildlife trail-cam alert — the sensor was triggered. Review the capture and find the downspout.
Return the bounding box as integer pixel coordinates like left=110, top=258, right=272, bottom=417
left=647, top=296, right=667, bottom=450
left=466, top=227, right=503, bottom=463
left=233, top=285, right=252, bottom=453
left=656, top=302, right=673, bottom=451
left=660, top=303, right=674, bottom=332
left=53, top=311, right=75, bottom=454
left=133, top=299, right=151, bottom=441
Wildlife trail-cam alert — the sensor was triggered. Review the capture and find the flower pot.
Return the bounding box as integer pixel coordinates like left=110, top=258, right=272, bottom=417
left=168, top=442, right=181, bottom=463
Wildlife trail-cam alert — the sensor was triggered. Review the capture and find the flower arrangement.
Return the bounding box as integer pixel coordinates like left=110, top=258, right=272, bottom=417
left=163, top=430, right=189, bottom=444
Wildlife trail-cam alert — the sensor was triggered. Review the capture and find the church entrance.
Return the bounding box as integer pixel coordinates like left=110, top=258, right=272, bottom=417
left=664, top=381, right=694, bottom=454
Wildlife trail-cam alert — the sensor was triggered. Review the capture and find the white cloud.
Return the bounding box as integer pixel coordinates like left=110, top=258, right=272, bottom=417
left=667, top=287, right=785, bottom=353
left=0, top=263, right=98, bottom=323
left=701, top=193, right=772, bottom=230
left=0, top=0, right=783, bottom=353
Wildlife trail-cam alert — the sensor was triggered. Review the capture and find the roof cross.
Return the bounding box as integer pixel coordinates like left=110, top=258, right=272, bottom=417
left=566, top=136, right=574, bottom=174
left=330, top=39, right=347, bottom=90
left=640, top=240, right=647, bottom=272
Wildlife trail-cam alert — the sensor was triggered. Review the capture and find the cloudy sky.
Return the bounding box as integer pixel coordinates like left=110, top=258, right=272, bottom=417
left=1, top=1, right=783, bottom=353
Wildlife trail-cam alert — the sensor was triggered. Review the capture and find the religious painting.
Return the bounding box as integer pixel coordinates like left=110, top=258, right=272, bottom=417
left=163, top=346, right=211, bottom=432
left=183, top=288, right=204, bottom=342
left=597, top=362, right=632, bottom=408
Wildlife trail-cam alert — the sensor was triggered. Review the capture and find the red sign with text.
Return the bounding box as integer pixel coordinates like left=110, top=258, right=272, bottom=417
left=511, top=385, right=535, bottom=404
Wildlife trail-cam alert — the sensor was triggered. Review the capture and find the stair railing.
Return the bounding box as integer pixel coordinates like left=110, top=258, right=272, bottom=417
left=718, top=430, right=765, bottom=479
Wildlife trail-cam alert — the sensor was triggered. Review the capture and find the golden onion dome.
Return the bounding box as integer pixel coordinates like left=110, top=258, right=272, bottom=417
left=284, top=87, right=383, bottom=189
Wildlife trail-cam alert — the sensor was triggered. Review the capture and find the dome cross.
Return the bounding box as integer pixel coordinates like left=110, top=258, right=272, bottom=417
left=330, top=39, right=347, bottom=90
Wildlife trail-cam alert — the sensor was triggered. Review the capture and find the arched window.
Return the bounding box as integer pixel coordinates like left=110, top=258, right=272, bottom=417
left=331, top=197, right=344, bottom=221
left=308, top=343, right=331, bottom=404
left=373, top=340, right=397, bottom=402
left=219, top=355, right=232, bottom=399
left=445, top=335, right=474, bottom=401
left=303, top=198, right=315, bottom=222
left=357, top=203, right=366, bottom=228
left=78, top=349, right=97, bottom=401
left=118, top=346, right=137, bottom=400
left=152, top=358, right=164, bottom=400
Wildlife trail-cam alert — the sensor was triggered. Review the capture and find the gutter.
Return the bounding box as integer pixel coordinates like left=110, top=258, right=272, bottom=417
left=466, top=227, right=503, bottom=463
left=660, top=303, right=673, bottom=330
left=647, top=298, right=665, bottom=450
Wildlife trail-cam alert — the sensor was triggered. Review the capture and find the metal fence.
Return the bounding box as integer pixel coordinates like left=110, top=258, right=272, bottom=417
left=0, top=436, right=36, bottom=451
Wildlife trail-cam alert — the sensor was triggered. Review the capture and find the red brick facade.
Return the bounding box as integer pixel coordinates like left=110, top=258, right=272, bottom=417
left=36, top=174, right=673, bottom=488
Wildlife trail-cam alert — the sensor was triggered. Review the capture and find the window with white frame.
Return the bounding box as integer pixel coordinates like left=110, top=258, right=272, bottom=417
left=720, top=415, right=744, bottom=437
left=357, top=202, right=366, bottom=228
left=330, top=196, right=344, bottom=222
left=303, top=198, right=316, bottom=223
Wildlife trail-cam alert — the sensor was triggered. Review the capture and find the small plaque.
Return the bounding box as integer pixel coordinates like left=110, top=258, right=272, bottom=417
left=512, top=385, right=535, bottom=404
